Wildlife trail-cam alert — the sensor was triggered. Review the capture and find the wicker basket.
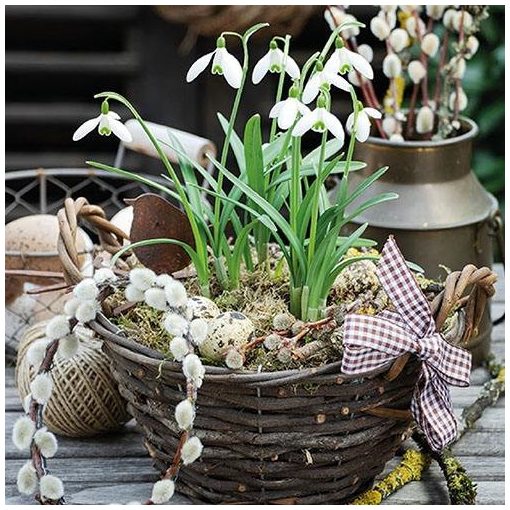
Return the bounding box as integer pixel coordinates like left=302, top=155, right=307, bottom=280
left=58, top=198, right=496, bottom=504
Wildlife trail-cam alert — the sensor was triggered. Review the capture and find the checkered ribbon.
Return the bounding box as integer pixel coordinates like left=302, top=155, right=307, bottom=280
left=341, top=236, right=471, bottom=452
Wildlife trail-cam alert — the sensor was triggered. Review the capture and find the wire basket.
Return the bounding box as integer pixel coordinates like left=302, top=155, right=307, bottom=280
left=5, top=168, right=164, bottom=362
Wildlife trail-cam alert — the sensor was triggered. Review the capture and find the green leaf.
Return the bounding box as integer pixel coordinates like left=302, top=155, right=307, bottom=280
left=217, top=113, right=246, bottom=173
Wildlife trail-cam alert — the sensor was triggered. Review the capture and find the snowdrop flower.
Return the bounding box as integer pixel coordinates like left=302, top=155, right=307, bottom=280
left=40, top=474, right=64, bottom=501
left=93, top=267, right=117, bottom=285
left=449, top=89, right=468, bottom=111
left=382, top=54, right=402, bottom=78
left=408, top=60, right=426, bottom=84
left=30, top=373, right=53, bottom=404
left=186, top=36, right=242, bottom=89
left=73, top=278, right=99, bottom=302
left=46, top=315, right=70, bottom=340
left=57, top=335, right=80, bottom=360
left=302, top=61, right=350, bottom=104
left=324, top=38, right=373, bottom=80
left=252, top=40, right=300, bottom=84
left=169, top=336, right=190, bottom=361
left=75, top=301, right=99, bottom=324
left=129, top=267, right=156, bottom=291
left=17, top=461, right=37, bottom=495
left=293, top=96, right=345, bottom=146
left=346, top=104, right=382, bottom=143
left=12, top=416, right=35, bottom=450
left=63, top=297, right=80, bottom=317
left=34, top=428, right=58, bottom=458
left=451, top=57, right=466, bottom=79
left=73, top=100, right=132, bottom=142
left=347, top=70, right=361, bottom=87
left=164, top=279, right=188, bottom=308
left=175, top=399, right=195, bottom=430
left=389, top=28, right=410, bottom=53
left=155, top=274, right=174, bottom=288
left=151, top=479, right=175, bottom=504
left=269, top=86, right=310, bottom=130
left=181, top=436, right=203, bottom=465
left=27, top=339, right=51, bottom=370
left=370, top=16, right=390, bottom=40
left=125, top=284, right=145, bottom=303
left=382, top=116, right=398, bottom=137
left=421, top=33, right=440, bottom=57
left=416, top=106, right=435, bottom=134
left=324, top=7, right=360, bottom=39
left=465, top=36, right=479, bottom=59
left=426, top=5, right=446, bottom=20
left=144, top=287, right=168, bottom=311
left=163, top=312, right=189, bottom=337
left=183, top=353, right=205, bottom=387
left=189, top=318, right=208, bottom=347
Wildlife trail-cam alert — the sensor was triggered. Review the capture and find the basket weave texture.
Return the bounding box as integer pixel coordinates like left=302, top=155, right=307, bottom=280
left=58, top=198, right=497, bottom=503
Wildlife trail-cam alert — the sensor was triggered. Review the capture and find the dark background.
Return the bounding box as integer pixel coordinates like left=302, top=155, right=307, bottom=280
left=5, top=5, right=505, bottom=207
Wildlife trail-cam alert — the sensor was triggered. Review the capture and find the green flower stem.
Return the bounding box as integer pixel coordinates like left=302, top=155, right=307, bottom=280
left=269, top=35, right=291, bottom=142
left=307, top=130, right=328, bottom=266
left=93, top=91, right=210, bottom=293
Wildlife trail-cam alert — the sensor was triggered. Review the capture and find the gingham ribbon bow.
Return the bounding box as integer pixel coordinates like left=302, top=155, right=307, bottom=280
left=341, top=236, right=471, bottom=452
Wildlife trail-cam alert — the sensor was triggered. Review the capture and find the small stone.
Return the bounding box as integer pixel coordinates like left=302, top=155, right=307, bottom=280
left=264, top=333, right=282, bottom=351
left=272, top=312, right=295, bottom=331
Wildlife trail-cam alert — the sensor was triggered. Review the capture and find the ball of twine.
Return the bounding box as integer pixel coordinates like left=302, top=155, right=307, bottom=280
left=16, top=321, right=130, bottom=438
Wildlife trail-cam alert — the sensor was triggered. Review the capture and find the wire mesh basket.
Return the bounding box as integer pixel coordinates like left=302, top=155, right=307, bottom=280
left=5, top=167, right=164, bottom=362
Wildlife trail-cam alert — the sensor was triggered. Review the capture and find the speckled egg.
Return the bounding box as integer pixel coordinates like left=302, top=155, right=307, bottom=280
left=188, top=296, right=220, bottom=320
left=199, top=311, right=255, bottom=362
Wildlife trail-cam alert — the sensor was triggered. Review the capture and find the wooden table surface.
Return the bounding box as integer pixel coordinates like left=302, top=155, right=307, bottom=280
left=5, top=265, right=505, bottom=505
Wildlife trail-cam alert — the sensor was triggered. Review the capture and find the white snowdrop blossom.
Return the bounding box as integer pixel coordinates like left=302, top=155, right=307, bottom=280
left=382, top=54, right=402, bottom=78
left=57, top=335, right=80, bottom=360
left=347, top=70, right=361, bottom=87
left=182, top=353, right=205, bottom=387
left=426, top=5, right=446, bottom=20
left=163, top=312, right=189, bottom=337
left=186, top=36, right=242, bottom=89
left=416, top=106, right=435, bottom=134
left=270, top=97, right=310, bottom=129
left=34, top=428, right=58, bottom=458
left=17, top=462, right=38, bottom=495
left=93, top=267, right=117, bottom=285
left=189, top=318, right=208, bottom=347
left=181, top=436, right=203, bottom=465
left=151, top=479, right=175, bottom=504
left=346, top=105, right=382, bottom=143
left=324, top=7, right=360, bottom=39
left=324, top=39, right=373, bottom=80
left=73, top=100, right=132, bottom=143
left=302, top=62, right=350, bottom=104
left=129, top=267, right=156, bottom=291
left=45, top=315, right=70, bottom=340
left=125, top=284, right=145, bottom=303
left=27, top=339, right=51, bottom=370
left=73, top=278, right=99, bottom=302
left=252, top=40, right=300, bottom=84
left=389, top=28, right=410, bottom=53
left=408, top=60, right=426, bottom=84
left=63, top=297, right=80, bottom=317
left=370, top=16, right=390, bottom=40
left=174, top=399, right=195, bottom=430
left=30, top=373, right=53, bottom=405
left=421, top=33, right=440, bottom=57
left=12, top=416, right=36, bottom=450
left=155, top=274, right=174, bottom=288
left=169, top=336, right=190, bottom=361
left=465, top=36, right=479, bottom=59
left=293, top=97, right=345, bottom=146
left=40, top=474, right=64, bottom=501
left=164, top=279, right=188, bottom=308
left=449, top=89, right=468, bottom=111
left=144, top=287, right=168, bottom=311
left=75, top=301, right=99, bottom=324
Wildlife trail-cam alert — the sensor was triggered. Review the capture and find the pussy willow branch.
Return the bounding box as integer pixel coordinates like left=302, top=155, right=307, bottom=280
left=434, top=29, right=450, bottom=106
left=453, top=10, right=466, bottom=122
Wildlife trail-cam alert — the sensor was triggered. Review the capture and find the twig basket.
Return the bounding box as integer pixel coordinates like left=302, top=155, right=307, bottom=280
left=58, top=198, right=496, bottom=504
